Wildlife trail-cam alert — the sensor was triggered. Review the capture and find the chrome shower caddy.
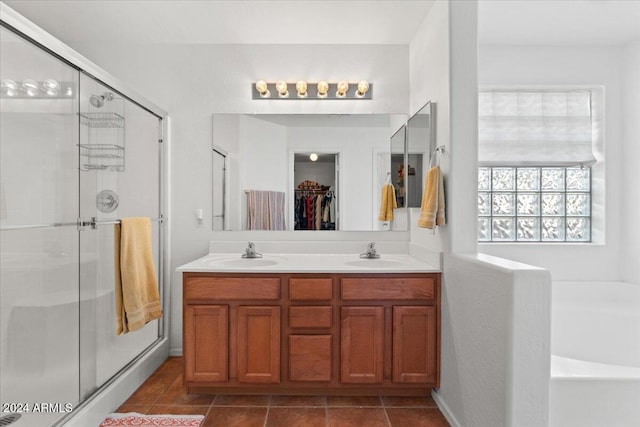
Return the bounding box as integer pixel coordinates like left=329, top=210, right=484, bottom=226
left=79, top=111, right=125, bottom=171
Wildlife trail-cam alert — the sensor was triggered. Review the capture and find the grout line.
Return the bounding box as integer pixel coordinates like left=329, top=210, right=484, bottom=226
left=382, top=406, right=393, bottom=427
left=263, top=395, right=272, bottom=427
left=325, top=405, right=329, bottom=427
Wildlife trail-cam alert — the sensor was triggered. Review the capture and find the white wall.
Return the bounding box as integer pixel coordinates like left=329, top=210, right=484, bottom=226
left=621, top=41, right=640, bottom=285
left=439, top=253, right=551, bottom=427
left=477, top=44, right=625, bottom=281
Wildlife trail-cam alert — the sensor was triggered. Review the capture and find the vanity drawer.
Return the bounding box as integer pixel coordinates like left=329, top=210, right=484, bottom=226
left=289, top=278, right=333, bottom=301
left=341, top=277, right=435, bottom=301
left=289, top=306, right=332, bottom=328
left=184, top=276, right=280, bottom=301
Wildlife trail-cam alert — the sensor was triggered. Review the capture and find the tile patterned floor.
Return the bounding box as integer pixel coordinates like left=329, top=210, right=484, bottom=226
left=117, top=357, right=450, bottom=427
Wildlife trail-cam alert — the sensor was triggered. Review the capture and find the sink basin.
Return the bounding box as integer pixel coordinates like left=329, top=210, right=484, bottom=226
left=205, top=255, right=285, bottom=268
left=345, top=259, right=404, bottom=268
left=220, top=259, right=279, bottom=267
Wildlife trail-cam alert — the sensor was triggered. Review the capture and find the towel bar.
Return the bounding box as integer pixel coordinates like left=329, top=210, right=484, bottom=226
left=84, top=216, right=165, bottom=229
left=1, top=216, right=166, bottom=231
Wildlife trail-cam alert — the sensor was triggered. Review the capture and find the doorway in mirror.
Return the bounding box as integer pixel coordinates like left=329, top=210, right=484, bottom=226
left=293, top=152, right=338, bottom=231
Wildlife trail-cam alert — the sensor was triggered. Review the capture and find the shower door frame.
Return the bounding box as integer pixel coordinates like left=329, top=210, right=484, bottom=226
left=0, top=4, right=171, bottom=426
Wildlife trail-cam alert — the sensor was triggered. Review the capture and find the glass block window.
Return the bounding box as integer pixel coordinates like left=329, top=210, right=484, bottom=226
left=478, top=166, right=591, bottom=242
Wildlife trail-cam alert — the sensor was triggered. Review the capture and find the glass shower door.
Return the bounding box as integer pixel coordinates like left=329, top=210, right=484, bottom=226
left=0, top=24, right=80, bottom=427
left=78, top=73, right=162, bottom=399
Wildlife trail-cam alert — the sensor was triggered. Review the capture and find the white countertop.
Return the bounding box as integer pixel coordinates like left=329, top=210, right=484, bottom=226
left=177, top=253, right=440, bottom=274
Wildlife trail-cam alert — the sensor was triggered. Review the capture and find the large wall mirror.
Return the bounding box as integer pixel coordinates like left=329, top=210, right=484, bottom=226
left=212, top=113, right=408, bottom=232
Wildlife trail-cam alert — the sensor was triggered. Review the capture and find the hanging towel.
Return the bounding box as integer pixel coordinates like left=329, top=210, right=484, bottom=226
left=418, top=166, right=446, bottom=229
left=114, top=217, right=162, bottom=335
left=246, top=190, right=286, bottom=230
left=378, top=183, right=397, bottom=221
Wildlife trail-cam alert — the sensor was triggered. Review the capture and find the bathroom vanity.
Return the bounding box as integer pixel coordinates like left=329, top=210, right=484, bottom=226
left=179, top=253, right=440, bottom=395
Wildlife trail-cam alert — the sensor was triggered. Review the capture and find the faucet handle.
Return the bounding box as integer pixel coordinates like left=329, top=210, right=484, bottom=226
left=368, top=242, right=376, bottom=251
left=248, top=241, right=254, bottom=249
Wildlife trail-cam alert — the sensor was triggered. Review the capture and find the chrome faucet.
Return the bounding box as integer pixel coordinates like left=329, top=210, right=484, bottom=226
left=360, top=242, right=381, bottom=259
left=241, top=241, right=263, bottom=258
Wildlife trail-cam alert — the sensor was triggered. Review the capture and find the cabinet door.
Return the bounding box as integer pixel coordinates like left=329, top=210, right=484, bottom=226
left=237, top=306, right=281, bottom=383
left=289, top=335, right=332, bottom=382
left=340, top=306, right=384, bottom=383
left=392, top=306, right=437, bottom=384
left=184, top=305, right=228, bottom=382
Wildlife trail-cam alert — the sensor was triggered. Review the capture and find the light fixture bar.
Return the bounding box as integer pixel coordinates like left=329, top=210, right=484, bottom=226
left=0, top=79, right=75, bottom=99
left=251, top=81, right=372, bottom=100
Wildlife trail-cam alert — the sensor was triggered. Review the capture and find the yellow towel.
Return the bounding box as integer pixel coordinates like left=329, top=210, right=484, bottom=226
left=114, top=217, right=162, bottom=335
left=378, top=183, right=398, bottom=221
left=418, top=166, right=446, bottom=229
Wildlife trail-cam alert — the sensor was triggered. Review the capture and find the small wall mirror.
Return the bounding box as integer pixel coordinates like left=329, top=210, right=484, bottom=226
left=406, top=101, right=436, bottom=208
left=390, top=125, right=407, bottom=208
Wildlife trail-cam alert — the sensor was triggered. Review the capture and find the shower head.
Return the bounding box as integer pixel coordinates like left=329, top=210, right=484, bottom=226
left=89, top=92, right=114, bottom=108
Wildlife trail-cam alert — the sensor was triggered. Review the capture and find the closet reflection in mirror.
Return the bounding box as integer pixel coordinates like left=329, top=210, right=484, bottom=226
left=211, top=113, right=408, bottom=231
left=294, top=153, right=338, bottom=230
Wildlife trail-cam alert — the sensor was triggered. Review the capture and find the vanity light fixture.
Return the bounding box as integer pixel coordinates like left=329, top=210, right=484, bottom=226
left=296, top=81, right=308, bottom=98
left=0, top=79, right=75, bottom=99
left=251, top=80, right=372, bottom=100
left=275, top=80, right=289, bottom=98
left=309, top=153, right=319, bottom=162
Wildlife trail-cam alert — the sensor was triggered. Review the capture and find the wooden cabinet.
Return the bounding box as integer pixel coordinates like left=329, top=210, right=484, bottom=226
left=182, top=272, right=440, bottom=395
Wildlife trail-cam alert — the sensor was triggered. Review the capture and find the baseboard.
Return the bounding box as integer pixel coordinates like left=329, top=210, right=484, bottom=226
left=169, top=347, right=183, bottom=357
left=432, top=389, right=463, bottom=427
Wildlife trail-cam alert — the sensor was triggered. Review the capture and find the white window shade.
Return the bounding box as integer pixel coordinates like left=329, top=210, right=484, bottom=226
left=478, top=90, right=597, bottom=166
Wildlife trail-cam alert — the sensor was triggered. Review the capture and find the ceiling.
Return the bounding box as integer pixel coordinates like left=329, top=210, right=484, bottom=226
left=2, top=0, right=435, bottom=45
left=3, top=0, right=638, bottom=48
left=479, top=0, right=640, bottom=46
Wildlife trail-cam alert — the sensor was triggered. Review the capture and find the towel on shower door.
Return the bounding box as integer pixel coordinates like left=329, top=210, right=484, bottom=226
left=114, top=217, right=162, bottom=335
left=378, top=183, right=397, bottom=221
left=418, top=166, right=446, bottom=229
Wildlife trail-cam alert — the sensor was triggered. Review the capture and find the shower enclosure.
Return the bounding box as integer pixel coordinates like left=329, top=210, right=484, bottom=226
left=0, top=7, right=168, bottom=427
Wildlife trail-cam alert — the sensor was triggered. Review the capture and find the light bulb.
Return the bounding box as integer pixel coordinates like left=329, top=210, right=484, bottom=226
left=309, top=153, right=318, bottom=161
left=296, top=81, right=308, bottom=98
left=22, top=79, right=39, bottom=96
left=275, top=81, right=289, bottom=98
left=317, top=81, right=329, bottom=98
left=1, top=79, right=18, bottom=91
left=356, top=80, right=370, bottom=98
left=255, top=80, right=270, bottom=98
left=43, top=79, right=60, bottom=96
left=336, top=80, right=349, bottom=98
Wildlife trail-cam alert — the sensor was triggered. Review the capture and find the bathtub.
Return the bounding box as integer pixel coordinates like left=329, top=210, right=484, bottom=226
left=550, top=281, right=640, bottom=427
